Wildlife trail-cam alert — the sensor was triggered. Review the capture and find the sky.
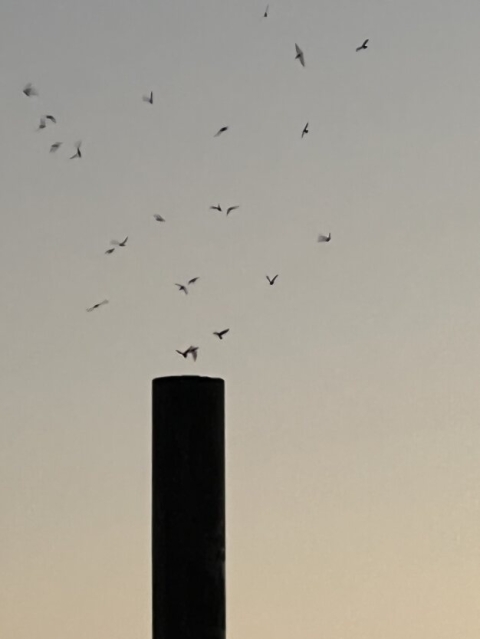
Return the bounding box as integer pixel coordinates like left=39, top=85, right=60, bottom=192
left=2, top=0, right=480, bottom=637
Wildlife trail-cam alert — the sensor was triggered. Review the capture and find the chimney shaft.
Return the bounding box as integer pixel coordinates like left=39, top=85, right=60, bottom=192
left=152, top=376, right=226, bottom=639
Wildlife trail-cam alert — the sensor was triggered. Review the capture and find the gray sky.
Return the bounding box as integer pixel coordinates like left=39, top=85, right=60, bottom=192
left=3, top=1, right=480, bottom=638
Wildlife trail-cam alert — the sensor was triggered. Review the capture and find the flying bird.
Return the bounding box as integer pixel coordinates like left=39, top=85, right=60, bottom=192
left=143, top=91, right=153, bottom=104
left=175, top=283, right=189, bottom=295
left=188, top=277, right=199, bottom=285
left=356, top=39, right=369, bottom=52
left=50, top=142, right=62, bottom=153
left=86, top=299, right=109, bottom=312
left=226, top=206, right=239, bottom=215
left=318, top=233, right=331, bottom=242
left=154, top=214, right=165, bottom=222
left=176, top=346, right=198, bottom=361
left=214, top=126, right=229, bottom=137
left=45, top=115, right=57, bottom=124
left=266, top=274, right=279, bottom=285
left=105, top=248, right=115, bottom=254
left=70, top=141, right=82, bottom=159
left=23, top=83, right=37, bottom=97
left=295, top=43, right=305, bottom=67
left=111, top=236, right=128, bottom=247
left=264, top=4, right=269, bottom=17
left=214, top=329, right=230, bottom=340
left=301, top=122, right=309, bottom=138
left=210, top=204, right=222, bottom=212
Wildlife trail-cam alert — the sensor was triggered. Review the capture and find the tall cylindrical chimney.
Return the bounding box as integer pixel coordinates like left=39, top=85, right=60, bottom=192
left=152, top=375, right=226, bottom=639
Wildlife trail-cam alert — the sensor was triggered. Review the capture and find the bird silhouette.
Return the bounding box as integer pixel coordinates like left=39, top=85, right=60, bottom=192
left=50, top=142, right=62, bottom=153
left=175, top=283, right=189, bottom=295
left=264, top=4, right=269, bottom=17
left=111, top=236, right=128, bottom=247
left=188, top=277, right=199, bottom=285
left=266, top=274, right=279, bottom=285
left=295, top=44, right=305, bottom=67
left=210, top=204, right=222, bottom=212
left=105, top=248, right=115, bottom=254
left=86, top=299, right=109, bottom=312
left=356, top=39, right=369, bottom=52
left=23, top=83, right=37, bottom=97
left=301, top=122, right=309, bottom=138
left=214, top=329, right=230, bottom=339
left=176, top=346, right=198, bottom=361
left=214, top=126, right=229, bottom=137
left=45, top=115, right=57, bottom=124
left=318, top=233, right=331, bottom=242
left=154, top=214, right=165, bottom=222
left=70, top=141, right=82, bottom=159
left=226, top=206, right=239, bottom=215
left=143, top=91, right=153, bottom=104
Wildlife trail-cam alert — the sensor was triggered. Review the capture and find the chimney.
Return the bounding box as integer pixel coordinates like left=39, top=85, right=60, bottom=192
left=152, top=375, right=226, bottom=639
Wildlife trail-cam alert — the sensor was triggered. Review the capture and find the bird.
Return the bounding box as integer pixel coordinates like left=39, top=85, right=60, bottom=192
left=50, top=142, right=62, bottom=153
left=214, top=126, right=229, bottom=137
left=356, top=39, right=369, bottom=52
left=318, top=232, right=331, bottom=242
left=226, top=206, right=239, bottom=215
left=176, top=346, right=199, bottom=361
left=143, top=91, right=153, bottom=104
left=301, top=122, right=309, bottom=138
left=210, top=204, right=222, bottom=212
left=266, top=274, right=279, bottom=285
left=188, top=277, right=199, bottom=285
left=105, top=248, right=115, bottom=254
left=175, top=283, right=189, bottom=295
left=111, top=236, right=128, bottom=247
left=295, top=43, right=305, bottom=67
left=154, top=214, right=165, bottom=222
left=37, top=118, right=46, bottom=130
left=45, top=115, right=57, bottom=124
left=86, top=299, right=109, bottom=312
left=23, top=83, right=37, bottom=97
left=70, top=141, right=82, bottom=159
left=214, top=329, right=230, bottom=340
left=264, top=4, right=269, bottom=17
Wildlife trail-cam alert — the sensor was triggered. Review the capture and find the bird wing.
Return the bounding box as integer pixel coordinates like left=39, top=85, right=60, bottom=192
left=363, top=39, right=369, bottom=46
left=220, top=329, right=229, bottom=337
left=227, top=206, right=239, bottom=214
left=122, top=236, right=128, bottom=245
left=272, top=275, right=278, bottom=283
left=46, top=115, right=56, bottom=123
left=266, top=276, right=271, bottom=283
left=191, top=349, right=198, bottom=361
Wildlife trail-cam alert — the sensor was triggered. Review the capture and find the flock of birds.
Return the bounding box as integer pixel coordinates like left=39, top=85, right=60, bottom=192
left=21, top=8, right=370, bottom=363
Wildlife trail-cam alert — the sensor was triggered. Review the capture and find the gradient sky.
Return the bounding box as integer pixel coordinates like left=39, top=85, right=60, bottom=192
left=2, top=1, right=480, bottom=637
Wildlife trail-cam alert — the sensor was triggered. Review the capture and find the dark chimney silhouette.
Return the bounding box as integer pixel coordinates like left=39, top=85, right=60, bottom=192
left=152, top=375, right=226, bottom=639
